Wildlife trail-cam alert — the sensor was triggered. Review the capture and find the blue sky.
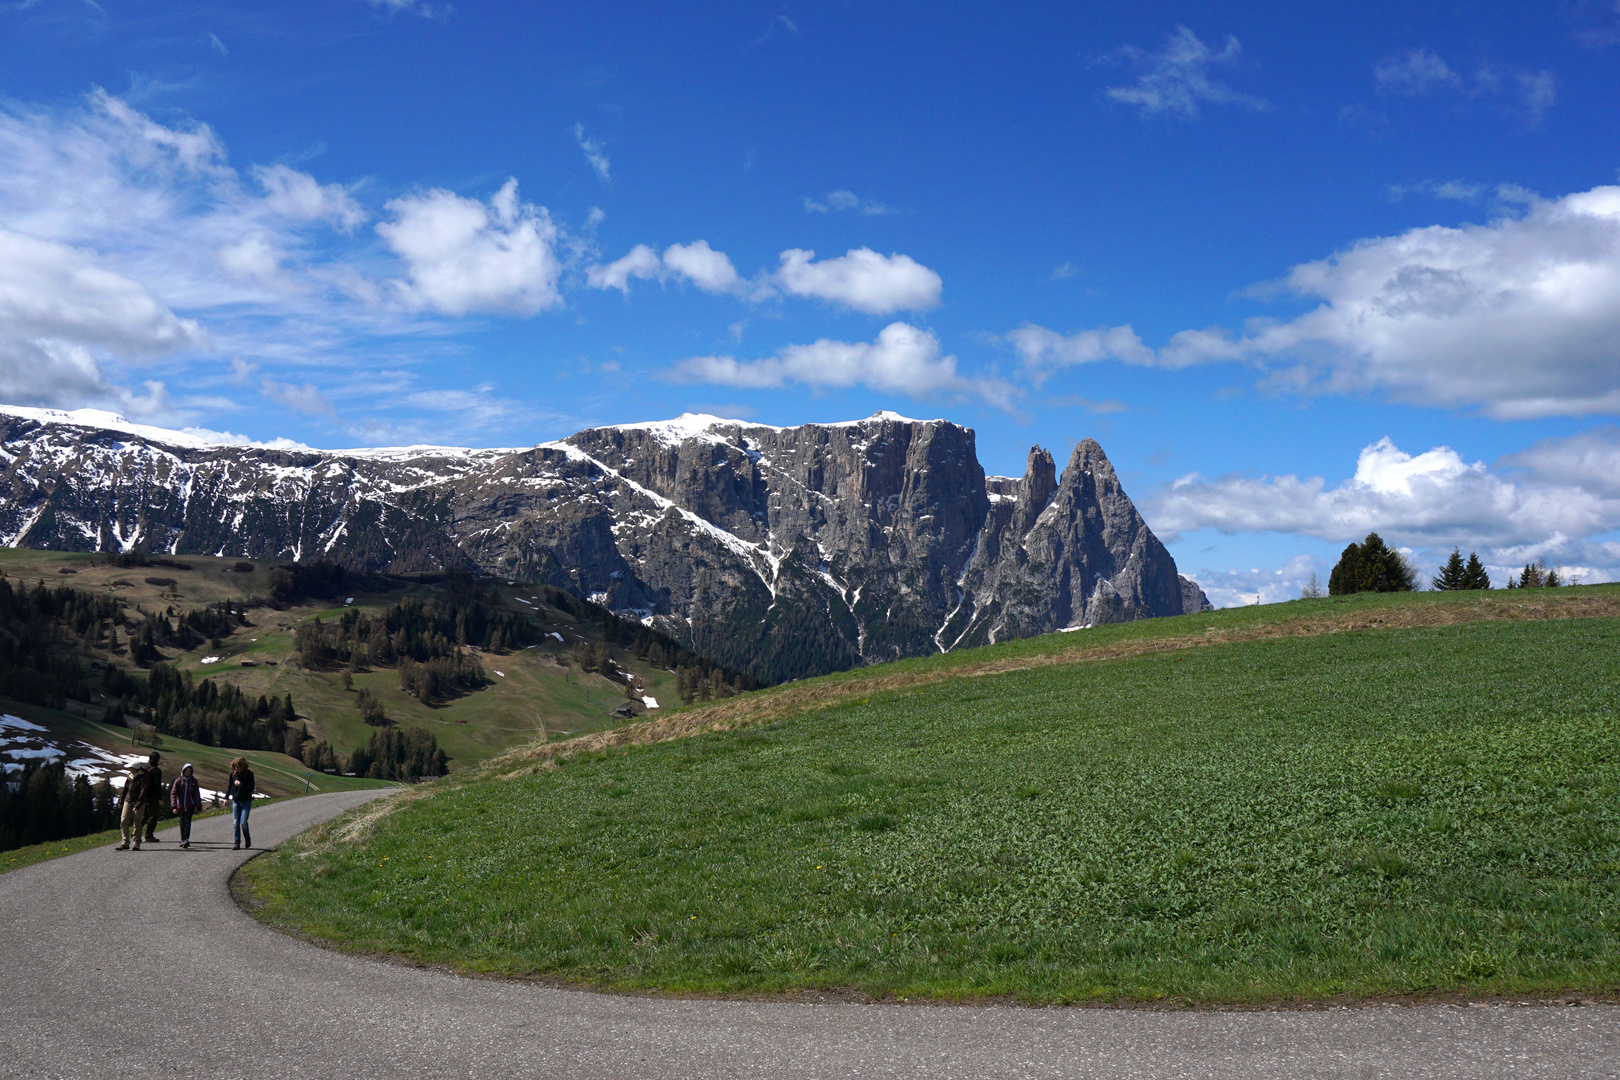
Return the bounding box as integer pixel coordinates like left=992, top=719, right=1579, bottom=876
left=3, top=1, right=1620, bottom=604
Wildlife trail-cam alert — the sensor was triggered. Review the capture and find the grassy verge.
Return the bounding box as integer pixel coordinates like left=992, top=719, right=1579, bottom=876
left=242, top=597, right=1620, bottom=1004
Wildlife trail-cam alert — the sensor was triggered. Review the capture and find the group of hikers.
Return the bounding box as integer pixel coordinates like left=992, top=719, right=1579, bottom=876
left=114, top=751, right=257, bottom=851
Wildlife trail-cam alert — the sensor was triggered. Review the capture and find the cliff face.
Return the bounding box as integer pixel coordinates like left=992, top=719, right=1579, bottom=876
left=0, top=406, right=1211, bottom=683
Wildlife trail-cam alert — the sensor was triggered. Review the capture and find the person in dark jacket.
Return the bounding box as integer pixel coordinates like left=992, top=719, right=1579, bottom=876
left=141, top=754, right=165, bottom=843
left=226, top=757, right=255, bottom=849
left=114, top=753, right=161, bottom=851
left=169, top=763, right=203, bottom=848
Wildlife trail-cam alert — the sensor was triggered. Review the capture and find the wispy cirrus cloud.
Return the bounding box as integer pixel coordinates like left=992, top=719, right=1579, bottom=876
left=1373, top=47, right=1556, bottom=122
left=1101, top=26, right=1269, bottom=120
left=574, top=123, right=611, bottom=185
left=802, top=189, right=898, bottom=216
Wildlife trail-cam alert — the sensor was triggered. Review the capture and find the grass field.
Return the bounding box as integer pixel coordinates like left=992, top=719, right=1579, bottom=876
left=242, top=587, right=1620, bottom=1004
left=1, top=548, right=680, bottom=768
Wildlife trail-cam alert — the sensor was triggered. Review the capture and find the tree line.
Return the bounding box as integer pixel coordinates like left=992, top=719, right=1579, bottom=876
left=0, top=761, right=117, bottom=853
left=1322, top=534, right=1571, bottom=597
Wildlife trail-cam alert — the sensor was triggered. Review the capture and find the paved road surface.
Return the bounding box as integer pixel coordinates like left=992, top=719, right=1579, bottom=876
left=4, top=791, right=1617, bottom=1079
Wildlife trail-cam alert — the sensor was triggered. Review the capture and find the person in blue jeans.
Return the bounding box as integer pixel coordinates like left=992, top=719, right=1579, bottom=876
left=225, top=756, right=256, bottom=849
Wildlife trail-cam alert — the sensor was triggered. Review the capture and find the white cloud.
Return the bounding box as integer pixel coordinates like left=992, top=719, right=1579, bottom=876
left=376, top=179, right=562, bottom=316
left=662, top=240, right=742, bottom=293
left=1103, top=26, right=1269, bottom=119
left=585, top=240, right=745, bottom=295
left=1048, top=262, right=1078, bottom=281
left=586, top=241, right=940, bottom=312
left=574, top=123, right=611, bottom=185
left=363, top=0, right=445, bottom=17
left=0, top=90, right=580, bottom=441
left=1006, top=323, right=1156, bottom=386
left=1156, top=184, right=1620, bottom=418
left=0, top=229, right=202, bottom=355
left=1501, top=426, right=1620, bottom=497
left=251, top=164, right=365, bottom=230
left=586, top=244, right=662, bottom=293
left=752, top=13, right=799, bottom=47
left=1148, top=436, right=1620, bottom=552
left=1374, top=48, right=1462, bottom=95
left=217, top=233, right=291, bottom=290
left=775, top=247, right=942, bottom=313
left=0, top=228, right=205, bottom=415
left=669, top=321, right=1016, bottom=409
left=803, top=190, right=897, bottom=216
left=0, top=91, right=398, bottom=383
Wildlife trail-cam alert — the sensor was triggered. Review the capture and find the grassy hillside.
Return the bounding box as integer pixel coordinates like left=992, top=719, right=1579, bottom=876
left=242, top=585, right=1620, bottom=1004
left=0, top=548, right=691, bottom=769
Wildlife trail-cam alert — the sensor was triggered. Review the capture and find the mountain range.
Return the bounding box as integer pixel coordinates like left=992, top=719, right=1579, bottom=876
left=0, top=405, right=1209, bottom=684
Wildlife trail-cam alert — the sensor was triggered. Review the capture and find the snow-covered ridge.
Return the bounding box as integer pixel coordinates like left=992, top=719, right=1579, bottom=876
left=0, top=405, right=289, bottom=451
left=588, top=409, right=938, bottom=444
left=3, top=403, right=941, bottom=459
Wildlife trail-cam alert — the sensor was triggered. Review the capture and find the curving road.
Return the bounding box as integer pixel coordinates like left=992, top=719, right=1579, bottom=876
left=3, top=792, right=1617, bottom=1080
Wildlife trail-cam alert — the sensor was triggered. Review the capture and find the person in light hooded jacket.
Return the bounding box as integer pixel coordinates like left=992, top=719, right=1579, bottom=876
left=169, top=763, right=203, bottom=848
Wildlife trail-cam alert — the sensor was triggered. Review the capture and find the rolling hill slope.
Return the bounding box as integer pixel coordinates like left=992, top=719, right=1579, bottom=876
left=243, top=585, right=1620, bottom=1005
left=0, top=547, right=738, bottom=774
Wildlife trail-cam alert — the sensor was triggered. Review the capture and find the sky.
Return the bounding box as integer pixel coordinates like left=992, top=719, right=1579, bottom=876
left=2, top=1, right=1620, bottom=606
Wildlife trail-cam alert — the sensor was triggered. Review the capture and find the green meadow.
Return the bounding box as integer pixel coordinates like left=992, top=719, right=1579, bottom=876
left=243, top=591, right=1620, bottom=1004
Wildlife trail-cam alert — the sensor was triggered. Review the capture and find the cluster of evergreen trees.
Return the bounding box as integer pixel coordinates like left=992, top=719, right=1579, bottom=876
left=294, top=585, right=536, bottom=673
left=590, top=608, right=757, bottom=700
left=673, top=660, right=751, bottom=704
left=147, top=663, right=299, bottom=754
left=1506, top=559, right=1564, bottom=589
left=1329, top=539, right=1577, bottom=596
left=0, top=577, right=127, bottom=710
left=0, top=762, right=117, bottom=853
left=127, top=600, right=252, bottom=664
left=1431, top=548, right=1492, bottom=590
left=267, top=560, right=347, bottom=605
left=1328, top=533, right=1419, bottom=595
left=397, top=653, right=487, bottom=703
left=347, top=725, right=448, bottom=781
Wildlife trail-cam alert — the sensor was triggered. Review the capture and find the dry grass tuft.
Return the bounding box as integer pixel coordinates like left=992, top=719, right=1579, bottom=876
left=295, top=787, right=424, bottom=855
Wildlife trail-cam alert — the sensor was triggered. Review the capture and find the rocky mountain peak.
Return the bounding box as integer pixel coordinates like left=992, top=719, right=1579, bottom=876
left=0, top=404, right=1210, bottom=683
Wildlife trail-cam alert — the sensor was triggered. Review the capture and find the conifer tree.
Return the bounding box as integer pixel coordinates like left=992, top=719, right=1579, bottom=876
left=1329, top=533, right=1418, bottom=595
left=1327, top=543, right=1363, bottom=596
left=1460, top=552, right=1491, bottom=590
left=1432, top=548, right=1467, bottom=590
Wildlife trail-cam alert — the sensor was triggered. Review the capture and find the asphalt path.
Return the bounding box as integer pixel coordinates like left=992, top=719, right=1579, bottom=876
left=3, top=791, right=1617, bottom=1080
